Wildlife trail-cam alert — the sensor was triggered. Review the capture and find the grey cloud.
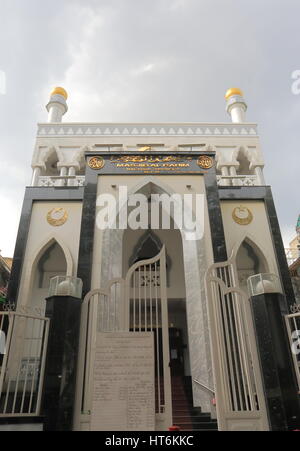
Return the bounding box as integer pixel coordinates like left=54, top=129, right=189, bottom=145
left=0, top=0, right=299, bottom=254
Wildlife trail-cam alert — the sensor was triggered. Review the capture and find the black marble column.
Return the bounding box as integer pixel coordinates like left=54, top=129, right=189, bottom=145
left=42, top=296, right=82, bottom=431
left=77, top=168, right=98, bottom=298
left=205, top=167, right=228, bottom=263
left=250, top=292, right=300, bottom=431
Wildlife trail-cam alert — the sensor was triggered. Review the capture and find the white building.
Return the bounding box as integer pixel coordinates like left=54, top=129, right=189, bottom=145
left=1, top=87, right=299, bottom=432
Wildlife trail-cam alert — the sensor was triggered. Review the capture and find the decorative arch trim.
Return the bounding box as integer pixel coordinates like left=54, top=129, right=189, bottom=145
left=235, top=146, right=251, bottom=173
left=30, top=235, right=73, bottom=277
left=129, top=230, right=163, bottom=267
left=18, top=236, right=73, bottom=309
left=231, top=234, right=270, bottom=274
left=43, top=146, right=59, bottom=164
left=125, top=176, right=197, bottom=233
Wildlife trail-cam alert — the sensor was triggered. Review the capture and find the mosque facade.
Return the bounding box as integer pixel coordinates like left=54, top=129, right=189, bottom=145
left=1, top=87, right=299, bottom=432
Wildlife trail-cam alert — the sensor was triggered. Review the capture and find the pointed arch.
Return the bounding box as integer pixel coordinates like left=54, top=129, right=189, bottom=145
left=43, top=146, right=59, bottom=175
left=129, top=175, right=172, bottom=195
left=233, top=236, right=269, bottom=290
left=235, top=146, right=251, bottom=175
left=123, top=176, right=197, bottom=233
left=30, top=236, right=73, bottom=277
left=18, top=236, right=73, bottom=309
left=125, top=230, right=173, bottom=285
left=116, top=177, right=184, bottom=282
left=100, top=175, right=200, bottom=284
left=231, top=235, right=269, bottom=267
left=129, top=230, right=163, bottom=267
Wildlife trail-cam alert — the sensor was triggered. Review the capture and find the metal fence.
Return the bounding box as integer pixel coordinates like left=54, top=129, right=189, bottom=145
left=0, top=311, right=49, bottom=417
left=285, top=309, right=300, bottom=391
left=205, top=254, right=269, bottom=430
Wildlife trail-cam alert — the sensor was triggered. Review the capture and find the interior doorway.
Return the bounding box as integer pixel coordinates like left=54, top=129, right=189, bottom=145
left=123, top=226, right=191, bottom=374
left=169, top=327, right=185, bottom=376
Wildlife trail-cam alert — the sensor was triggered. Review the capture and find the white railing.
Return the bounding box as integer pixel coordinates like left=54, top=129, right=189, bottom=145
left=217, top=175, right=258, bottom=186
left=74, top=247, right=172, bottom=431
left=133, top=269, right=160, bottom=288
left=205, top=253, right=269, bottom=430
left=0, top=311, right=49, bottom=417
left=285, top=307, right=300, bottom=391
left=193, top=379, right=215, bottom=396
left=37, top=175, right=85, bottom=187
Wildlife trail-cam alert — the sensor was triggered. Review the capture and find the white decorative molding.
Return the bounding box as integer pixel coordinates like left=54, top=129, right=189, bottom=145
left=38, top=175, right=85, bottom=187
left=37, top=122, right=258, bottom=138
left=290, top=303, right=300, bottom=314
left=217, top=175, right=258, bottom=186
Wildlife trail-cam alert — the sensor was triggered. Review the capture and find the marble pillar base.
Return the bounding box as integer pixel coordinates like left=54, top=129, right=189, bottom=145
left=250, top=292, right=300, bottom=431
left=42, top=296, right=81, bottom=431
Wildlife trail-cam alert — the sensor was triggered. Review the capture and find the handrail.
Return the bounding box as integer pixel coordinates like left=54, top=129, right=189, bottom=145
left=193, top=379, right=215, bottom=396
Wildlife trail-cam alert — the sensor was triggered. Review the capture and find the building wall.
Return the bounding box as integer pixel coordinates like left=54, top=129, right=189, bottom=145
left=16, top=201, right=82, bottom=310
left=32, top=121, right=265, bottom=191
left=220, top=200, right=280, bottom=293
left=289, top=236, right=298, bottom=250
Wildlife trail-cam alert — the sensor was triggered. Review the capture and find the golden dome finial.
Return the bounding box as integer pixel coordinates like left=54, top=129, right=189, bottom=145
left=225, top=88, right=243, bottom=100
left=50, top=86, right=68, bottom=100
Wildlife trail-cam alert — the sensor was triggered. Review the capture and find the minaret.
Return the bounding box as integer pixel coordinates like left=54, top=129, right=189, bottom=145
left=46, top=87, right=68, bottom=122
left=225, top=88, right=247, bottom=123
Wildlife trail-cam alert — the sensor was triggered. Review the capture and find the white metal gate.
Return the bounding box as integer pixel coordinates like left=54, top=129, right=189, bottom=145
left=0, top=310, right=49, bottom=417
left=285, top=307, right=300, bottom=391
left=74, top=246, right=172, bottom=431
left=205, top=254, right=269, bottom=431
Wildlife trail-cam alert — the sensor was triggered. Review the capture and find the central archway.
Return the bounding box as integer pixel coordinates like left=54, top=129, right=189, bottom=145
left=98, top=176, right=213, bottom=413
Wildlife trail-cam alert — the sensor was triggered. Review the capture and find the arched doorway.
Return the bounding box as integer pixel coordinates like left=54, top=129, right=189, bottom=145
left=123, top=227, right=190, bottom=377
left=99, top=177, right=212, bottom=413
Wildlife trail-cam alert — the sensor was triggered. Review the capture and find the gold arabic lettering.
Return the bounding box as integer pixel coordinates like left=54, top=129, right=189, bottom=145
left=110, top=155, right=192, bottom=163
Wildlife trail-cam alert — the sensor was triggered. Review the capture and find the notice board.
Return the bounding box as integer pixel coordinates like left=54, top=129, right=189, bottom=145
left=90, top=332, right=155, bottom=431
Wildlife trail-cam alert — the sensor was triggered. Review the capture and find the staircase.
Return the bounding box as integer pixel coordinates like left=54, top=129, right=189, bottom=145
left=171, top=376, right=218, bottom=431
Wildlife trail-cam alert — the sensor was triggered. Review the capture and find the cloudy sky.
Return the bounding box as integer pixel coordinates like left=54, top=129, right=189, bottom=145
left=0, top=0, right=299, bottom=256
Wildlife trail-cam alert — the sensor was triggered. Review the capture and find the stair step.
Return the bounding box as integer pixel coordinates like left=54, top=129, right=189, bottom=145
left=170, top=375, right=218, bottom=432
left=173, top=411, right=210, bottom=419
left=182, top=429, right=218, bottom=432
left=190, top=422, right=217, bottom=428
left=173, top=417, right=216, bottom=424
left=174, top=418, right=214, bottom=424
left=173, top=426, right=217, bottom=431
